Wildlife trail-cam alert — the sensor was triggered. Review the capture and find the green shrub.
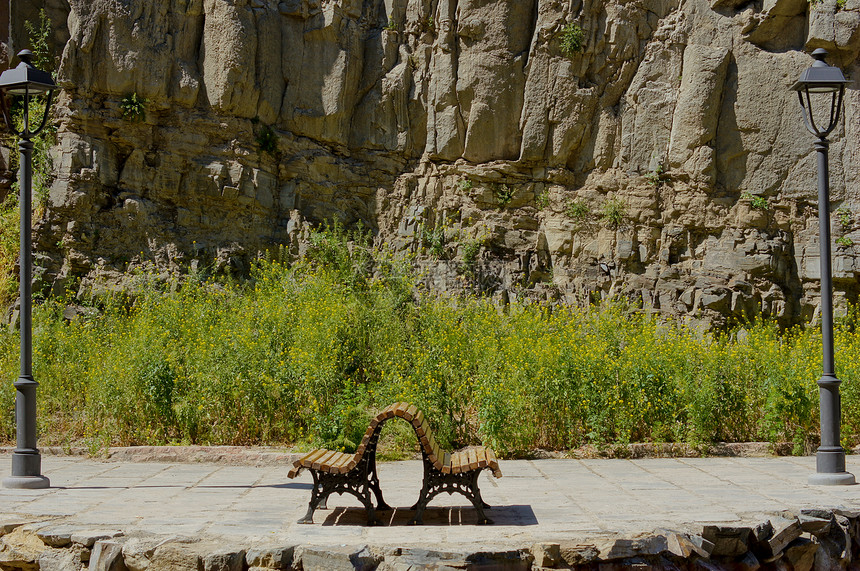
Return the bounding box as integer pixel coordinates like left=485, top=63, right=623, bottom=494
left=565, top=199, right=589, bottom=220
left=256, top=124, right=278, bottom=155
left=645, top=164, right=668, bottom=187
left=837, top=207, right=852, bottom=230
left=836, top=235, right=854, bottom=248
left=495, top=184, right=514, bottom=207
left=741, top=192, right=769, bottom=210
left=536, top=189, right=550, bottom=209
left=600, top=198, right=627, bottom=228
left=120, top=93, right=147, bottom=122
left=24, top=9, right=56, bottom=72
left=5, top=227, right=860, bottom=458
left=560, top=23, right=585, bottom=57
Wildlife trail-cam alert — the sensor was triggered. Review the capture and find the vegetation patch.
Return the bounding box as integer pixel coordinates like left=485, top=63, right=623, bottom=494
left=256, top=124, right=278, bottom=156
left=3, top=227, right=860, bottom=458
left=495, top=183, right=515, bottom=208
left=741, top=192, right=769, bottom=211
left=565, top=199, right=589, bottom=221
left=560, top=23, right=585, bottom=57
left=600, top=197, right=627, bottom=228
left=120, top=93, right=148, bottom=122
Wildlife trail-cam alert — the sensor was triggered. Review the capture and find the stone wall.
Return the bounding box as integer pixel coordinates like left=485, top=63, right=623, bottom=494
left=20, top=0, right=860, bottom=325
left=1, top=508, right=860, bottom=569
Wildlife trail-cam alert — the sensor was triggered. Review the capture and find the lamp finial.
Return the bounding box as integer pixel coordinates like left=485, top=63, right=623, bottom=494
left=16, top=50, right=34, bottom=66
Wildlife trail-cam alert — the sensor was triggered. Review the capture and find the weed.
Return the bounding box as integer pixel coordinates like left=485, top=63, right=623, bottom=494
left=600, top=198, right=627, bottom=228
left=11, top=228, right=860, bottom=456
left=419, top=223, right=446, bottom=259
left=495, top=184, right=515, bottom=208
left=645, top=164, right=668, bottom=187
left=836, top=0, right=846, bottom=8
left=426, top=16, right=435, bottom=31
left=565, top=199, right=590, bottom=220
left=384, top=17, right=398, bottom=31
left=256, top=124, right=278, bottom=156
left=536, top=189, right=550, bottom=209
left=836, top=236, right=854, bottom=248
left=559, top=23, right=585, bottom=57
left=24, top=9, right=56, bottom=73
left=457, top=178, right=473, bottom=193
left=460, top=236, right=483, bottom=275
left=741, top=192, right=769, bottom=211
left=837, top=207, right=852, bottom=230
left=120, top=93, right=147, bottom=122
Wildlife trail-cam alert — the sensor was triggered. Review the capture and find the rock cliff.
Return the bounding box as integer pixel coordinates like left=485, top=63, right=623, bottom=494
left=17, top=0, right=860, bottom=325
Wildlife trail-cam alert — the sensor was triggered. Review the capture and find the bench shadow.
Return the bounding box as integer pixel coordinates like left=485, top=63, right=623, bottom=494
left=320, top=505, right=537, bottom=526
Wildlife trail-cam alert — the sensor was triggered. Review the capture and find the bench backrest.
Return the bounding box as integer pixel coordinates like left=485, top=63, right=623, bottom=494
left=359, top=402, right=501, bottom=477
left=291, top=402, right=501, bottom=478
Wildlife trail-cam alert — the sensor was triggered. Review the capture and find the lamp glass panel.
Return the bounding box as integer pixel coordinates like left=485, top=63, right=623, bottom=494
left=805, top=85, right=842, bottom=94
left=5, top=85, right=52, bottom=95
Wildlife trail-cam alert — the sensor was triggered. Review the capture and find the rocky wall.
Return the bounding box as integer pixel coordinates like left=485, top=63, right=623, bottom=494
left=1, top=508, right=860, bottom=570
left=22, top=0, right=860, bottom=325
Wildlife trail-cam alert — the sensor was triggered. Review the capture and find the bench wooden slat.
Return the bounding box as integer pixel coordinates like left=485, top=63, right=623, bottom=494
left=412, top=409, right=425, bottom=429
left=299, top=449, right=328, bottom=468
left=454, top=450, right=468, bottom=474
left=476, top=447, right=488, bottom=469
left=416, top=418, right=430, bottom=438
left=404, top=404, right=418, bottom=421
left=442, top=452, right=452, bottom=474
left=313, top=450, right=339, bottom=471
left=331, top=452, right=352, bottom=474
left=486, top=448, right=501, bottom=477
left=467, top=447, right=479, bottom=471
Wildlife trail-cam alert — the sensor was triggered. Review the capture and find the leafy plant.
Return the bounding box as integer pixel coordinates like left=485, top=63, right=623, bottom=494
left=565, top=199, right=589, bottom=220
left=600, top=198, right=627, bottom=228
left=836, top=207, right=852, bottom=230
left=460, top=237, right=482, bottom=275
left=495, top=184, right=514, bottom=208
left=24, top=9, right=56, bottom=72
left=836, top=236, right=854, bottom=248
left=256, top=124, right=278, bottom=156
left=741, top=192, right=769, bottom=211
left=457, top=178, right=473, bottom=192
left=426, top=16, right=435, bottom=31
left=419, top=223, right=446, bottom=259
left=559, top=23, right=585, bottom=57
left=536, top=189, right=550, bottom=209
left=645, top=164, right=668, bottom=187
left=836, top=0, right=846, bottom=8
left=120, top=93, right=148, bottom=122
left=384, top=17, right=398, bottom=31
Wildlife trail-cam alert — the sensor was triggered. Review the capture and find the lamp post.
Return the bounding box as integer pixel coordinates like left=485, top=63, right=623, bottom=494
left=0, top=50, right=56, bottom=489
left=792, top=48, right=855, bottom=486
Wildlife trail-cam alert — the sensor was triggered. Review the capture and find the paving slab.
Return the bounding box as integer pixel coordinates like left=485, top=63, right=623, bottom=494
left=0, top=454, right=859, bottom=551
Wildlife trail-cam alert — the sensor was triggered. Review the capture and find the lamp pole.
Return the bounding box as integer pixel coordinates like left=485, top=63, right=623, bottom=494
left=792, top=48, right=855, bottom=486
left=0, top=50, right=56, bottom=489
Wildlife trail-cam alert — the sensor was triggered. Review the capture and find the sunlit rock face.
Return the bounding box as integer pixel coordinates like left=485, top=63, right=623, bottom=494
left=27, top=0, right=860, bottom=326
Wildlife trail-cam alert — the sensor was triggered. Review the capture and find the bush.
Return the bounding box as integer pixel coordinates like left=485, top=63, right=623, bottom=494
left=560, top=23, right=585, bottom=57
left=3, top=228, right=859, bottom=457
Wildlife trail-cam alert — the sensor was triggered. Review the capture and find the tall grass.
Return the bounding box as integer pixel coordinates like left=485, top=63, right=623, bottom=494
left=0, top=227, right=859, bottom=456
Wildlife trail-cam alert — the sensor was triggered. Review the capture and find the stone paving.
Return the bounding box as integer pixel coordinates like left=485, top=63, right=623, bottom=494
left=1, top=454, right=860, bottom=551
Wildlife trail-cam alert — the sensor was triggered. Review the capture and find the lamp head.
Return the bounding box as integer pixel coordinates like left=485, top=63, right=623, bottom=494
left=0, top=50, right=57, bottom=95
left=791, top=49, right=849, bottom=94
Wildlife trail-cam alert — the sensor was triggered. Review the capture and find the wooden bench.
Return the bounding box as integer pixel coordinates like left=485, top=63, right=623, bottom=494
left=287, top=402, right=502, bottom=525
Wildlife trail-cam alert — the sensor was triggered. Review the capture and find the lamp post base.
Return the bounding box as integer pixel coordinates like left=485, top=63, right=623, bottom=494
left=809, top=471, right=855, bottom=486
left=2, top=475, right=49, bottom=489
left=3, top=449, right=49, bottom=489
